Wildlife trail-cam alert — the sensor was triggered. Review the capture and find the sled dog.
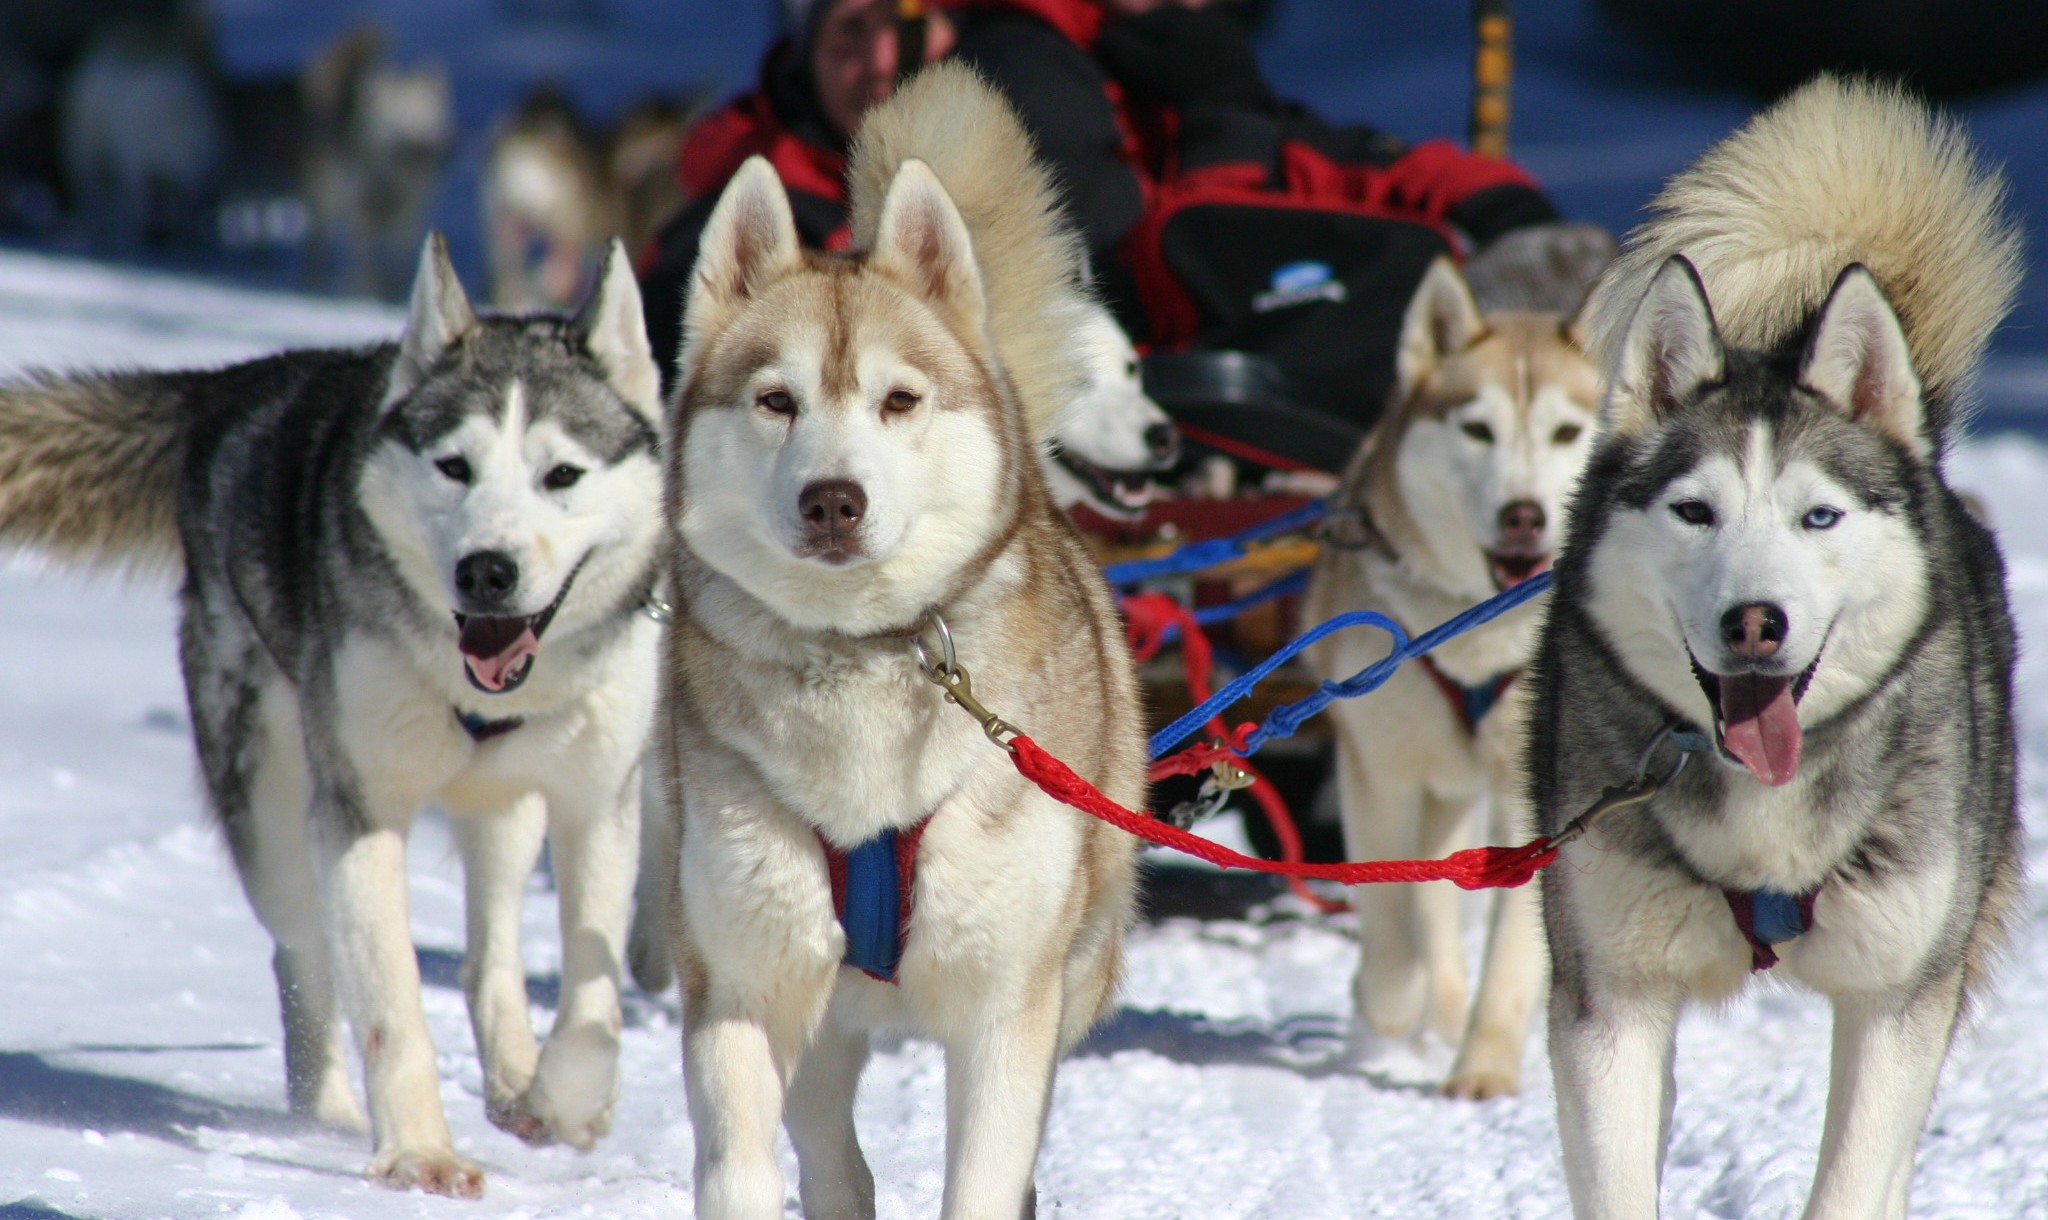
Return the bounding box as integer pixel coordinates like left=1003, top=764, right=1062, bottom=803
left=482, top=86, right=696, bottom=312
left=0, top=236, right=665, bottom=1196
left=620, top=291, right=1172, bottom=999
left=1303, top=257, right=1601, bottom=1098
left=1044, top=301, right=1179, bottom=519
left=301, top=27, right=455, bottom=297
left=1533, top=77, right=2021, bottom=1219
left=659, top=63, right=1144, bottom=1219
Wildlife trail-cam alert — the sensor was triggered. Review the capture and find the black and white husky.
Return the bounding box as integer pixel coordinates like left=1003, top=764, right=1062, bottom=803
left=0, top=237, right=665, bottom=1196
left=1530, top=77, right=2023, bottom=1219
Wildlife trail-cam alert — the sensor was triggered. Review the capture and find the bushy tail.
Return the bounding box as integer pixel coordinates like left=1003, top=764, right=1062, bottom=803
left=0, top=369, right=192, bottom=570
left=846, top=62, right=1089, bottom=437
left=1587, top=75, right=2022, bottom=421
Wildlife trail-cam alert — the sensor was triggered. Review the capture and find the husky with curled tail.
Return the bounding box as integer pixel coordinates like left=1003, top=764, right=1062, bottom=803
left=0, top=237, right=664, bottom=1196
left=1531, top=76, right=2022, bottom=1219
left=658, top=63, right=1144, bottom=1220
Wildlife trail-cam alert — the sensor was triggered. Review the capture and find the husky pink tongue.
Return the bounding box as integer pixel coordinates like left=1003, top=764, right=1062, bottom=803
left=1718, top=674, right=1802, bottom=786
left=460, top=616, right=540, bottom=692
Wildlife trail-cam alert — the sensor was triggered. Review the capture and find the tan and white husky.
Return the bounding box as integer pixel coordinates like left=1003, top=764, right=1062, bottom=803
left=1303, top=257, right=1602, bottom=1099
left=657, top=64, right=1145, bottom=1220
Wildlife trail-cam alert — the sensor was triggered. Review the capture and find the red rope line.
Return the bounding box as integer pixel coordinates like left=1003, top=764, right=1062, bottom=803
left=1014, top=734, right=1558, bottom=890
left=1124, top=592, right=1340, bottom=911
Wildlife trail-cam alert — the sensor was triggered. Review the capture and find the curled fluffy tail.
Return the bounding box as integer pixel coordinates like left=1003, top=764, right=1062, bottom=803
left=846, top=62, right=1090, bottom=437
left=1587, top=76, right=2022, bottom=419
left=0, top=369, right=190, bottom=570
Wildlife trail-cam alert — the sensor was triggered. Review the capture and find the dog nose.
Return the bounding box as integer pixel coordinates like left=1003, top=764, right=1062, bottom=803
left=455, top=550, right=520, bottom=607
left=1144, top=421, right=1181, bottom=464
left=1498, top=499, right=1545, bottom=545
left=1721, top=602, right=1788, bottom=659
left=798, top=479, right=867, bottom=537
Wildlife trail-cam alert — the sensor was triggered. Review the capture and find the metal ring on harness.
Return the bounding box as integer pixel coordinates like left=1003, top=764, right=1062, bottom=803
left=912, top=608, right=957, bottom=680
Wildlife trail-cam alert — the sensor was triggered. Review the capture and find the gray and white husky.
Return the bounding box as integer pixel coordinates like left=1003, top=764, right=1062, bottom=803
left=1531, top=77, right=2022, bottom=1219
left=0, top=236, right=665, bottom=1196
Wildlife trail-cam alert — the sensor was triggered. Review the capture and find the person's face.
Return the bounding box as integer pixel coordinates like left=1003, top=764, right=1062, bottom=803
left=809, top=0, right=954, bottom=137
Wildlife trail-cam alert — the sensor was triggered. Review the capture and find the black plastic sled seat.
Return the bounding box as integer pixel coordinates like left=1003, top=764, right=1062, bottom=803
left=1142, top=349, right=1366, bottom=474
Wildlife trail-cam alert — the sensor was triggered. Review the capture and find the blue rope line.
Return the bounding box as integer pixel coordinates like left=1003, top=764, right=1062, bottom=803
left=1147, top=570, right=1555, bottom=760
left=1104, top=499, right=1327, bottom=586
left=1191, top=569, right=1310, bottom=626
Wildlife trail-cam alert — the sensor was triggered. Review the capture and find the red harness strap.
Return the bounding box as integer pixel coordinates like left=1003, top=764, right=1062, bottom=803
left=1417, top=654, right=1518, bottom=735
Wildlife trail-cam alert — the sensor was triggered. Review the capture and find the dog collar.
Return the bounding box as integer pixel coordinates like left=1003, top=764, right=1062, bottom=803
left=1418, top=654, right=1518, bottom=734
left=455, top=708, right=524, bottom=742
left=821, top=817, right=931, bottom=983
left=1723, top=886, right=1820, bottom=971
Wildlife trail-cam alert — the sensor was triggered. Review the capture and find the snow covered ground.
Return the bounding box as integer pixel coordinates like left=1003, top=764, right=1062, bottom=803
left=1, top=254, right=2045, bottom=1220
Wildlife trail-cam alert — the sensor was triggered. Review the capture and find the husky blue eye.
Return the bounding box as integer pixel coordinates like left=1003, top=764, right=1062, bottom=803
left=435, top=456, right=471, bottom=484
left=1672, top=499, right=1714, bottom=526
left=544, top=464, right=583, bottom=491
left=1803, top=505, right=1843, bottom=530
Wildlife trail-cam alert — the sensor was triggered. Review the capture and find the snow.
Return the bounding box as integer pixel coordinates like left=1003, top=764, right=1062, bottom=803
left=1, top=254, right=2045, bottom=1220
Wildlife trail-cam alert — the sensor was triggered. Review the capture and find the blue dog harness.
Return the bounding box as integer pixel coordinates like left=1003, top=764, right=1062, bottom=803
left=1418, top=655, right=1519, bottom=734
left=455, top=709, right=524, bottom=742
left=820, top=818, right=931, bottom=983
left=1723, top=885, right=1820, bottom=971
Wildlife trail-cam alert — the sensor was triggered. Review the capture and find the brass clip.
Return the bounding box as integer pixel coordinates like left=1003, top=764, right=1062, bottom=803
left=929, top=662, right=1020, bottom=752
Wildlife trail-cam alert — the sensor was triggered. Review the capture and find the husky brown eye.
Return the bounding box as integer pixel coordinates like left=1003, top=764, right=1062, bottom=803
left=1553, top=423, right=1584, bottom=444
left=884, top=388, right=920, bottom=414
left=544, top=464, right=583, bottom=491
left=758, top=389, right=796, bottom=416
left=1672, top=499, right=1715, bottom=526
left=1462, top=421, right=1495, bottom=443
left=435, top=456, right=472, bottom=484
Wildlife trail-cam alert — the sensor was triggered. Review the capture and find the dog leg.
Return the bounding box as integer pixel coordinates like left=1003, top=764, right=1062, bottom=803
left=1549, top=979, right=1680, bottom=1219
left=451, top=794, right=548, bottom=1139
left=1445, top=784, right=1546, bottom=1101
left=1333, top=728, right=1432, bottom=1040
left=1802, top=971, right=1962, bottom=1220
left=319, top=812, right=484, bottom=1197
left=940, top=986, right=1062, bottom=1220
left=518, top=769, right=637, bottom=1150
left=1417, top=791, right=1478, bottom=1045
left=189, top=657, right=365, bottom=1131
left=788, top=1011, right=877, bottom=1220
left=627, top=762, right=679, bottom=994
left=687, top=1009, right=800, bottom=1220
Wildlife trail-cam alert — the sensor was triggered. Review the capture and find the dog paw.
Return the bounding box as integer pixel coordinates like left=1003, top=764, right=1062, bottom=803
left=369, top=1147, right=485, bottom=1198
left=290, top=1076, right=368, bottom=1133
left=1440, top=1065, right=1519, bottom=1101
left=1441, top=1033, right=1522, bottom=1101
left=499, top=1025, right=619, bottom=1151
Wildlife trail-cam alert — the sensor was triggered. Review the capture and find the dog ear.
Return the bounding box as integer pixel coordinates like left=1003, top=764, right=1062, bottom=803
left=1394, top=258, right=1484, bottom=399
left=1607, top=255, right=1725, bottom=437
left=1799, top=264, right=1929, bottom=458
left=686, top=157, right=802, bottom=345
left=869, top=158, right=987, bottom=329
left=389, top=232, right=476, bottom=405
left=575, top=239, right=663, bottom=431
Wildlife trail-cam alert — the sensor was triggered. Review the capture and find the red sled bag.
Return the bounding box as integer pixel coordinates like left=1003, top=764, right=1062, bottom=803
left=1126, top=140, right=1484, bottom=473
